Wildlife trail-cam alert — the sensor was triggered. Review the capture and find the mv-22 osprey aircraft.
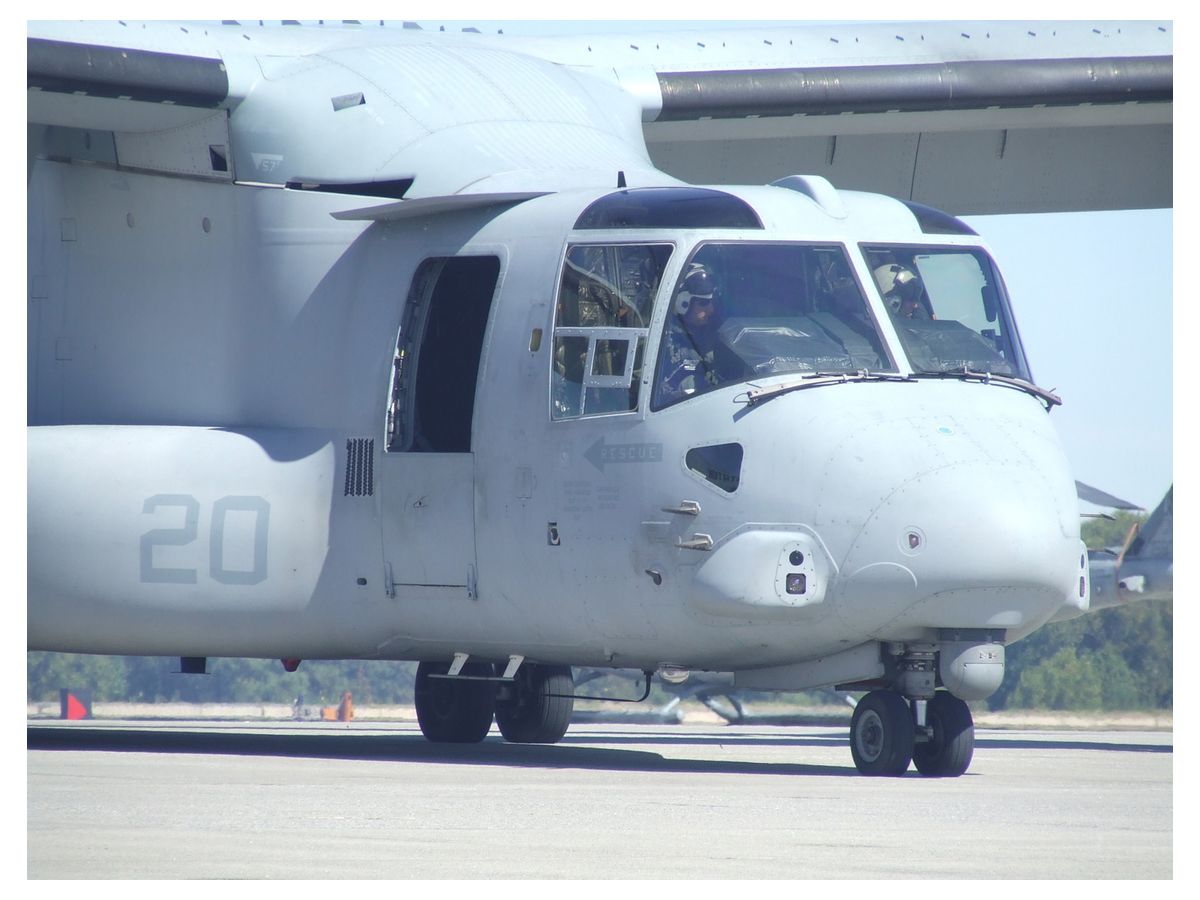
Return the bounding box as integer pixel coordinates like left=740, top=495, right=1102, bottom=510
left=27, top=20, right=1172, bottom=776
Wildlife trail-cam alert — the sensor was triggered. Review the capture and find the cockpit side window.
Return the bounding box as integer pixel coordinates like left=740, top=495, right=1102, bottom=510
left=863, top=245, right=1031, bottom=380
left=552, top=243, right=673, bottom=419
left=652, top=242, right=891, bottom=409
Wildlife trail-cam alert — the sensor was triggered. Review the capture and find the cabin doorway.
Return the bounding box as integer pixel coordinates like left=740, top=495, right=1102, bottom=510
left=379, top=255, right=500, bottom=592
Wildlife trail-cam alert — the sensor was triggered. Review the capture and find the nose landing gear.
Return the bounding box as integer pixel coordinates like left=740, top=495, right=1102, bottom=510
left=849, top=689, right=975, bottom=777
left=847, top=642, right=979, bottom=776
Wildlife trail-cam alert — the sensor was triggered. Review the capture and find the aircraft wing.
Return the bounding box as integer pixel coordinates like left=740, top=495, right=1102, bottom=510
left=1076, top=481, right=1142, bottom=511
left=28, top=20, right=1171, bottom=213
left=501, top=20, right=1172, bottom=214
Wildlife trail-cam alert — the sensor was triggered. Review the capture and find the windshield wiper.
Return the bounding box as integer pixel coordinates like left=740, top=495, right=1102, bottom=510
left=910, top=368, right=1062, bottom=410
left=736, top=370, right=914, bottom=407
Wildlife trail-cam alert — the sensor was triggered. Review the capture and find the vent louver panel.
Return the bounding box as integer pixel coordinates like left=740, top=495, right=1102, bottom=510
left=345, top=438, right=375, bottom=497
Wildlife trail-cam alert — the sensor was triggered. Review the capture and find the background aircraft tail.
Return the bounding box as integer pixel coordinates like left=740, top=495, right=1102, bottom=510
left=1085, top=486, right=1173, bottom=612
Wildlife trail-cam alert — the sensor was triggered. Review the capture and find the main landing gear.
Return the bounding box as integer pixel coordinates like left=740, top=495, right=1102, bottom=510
left=414, top=661, right=496, bottom=742
left=413, top=661, right=575, bottom=745
left=849, top=689, right=975, bottom=777
left=495, top=664, right=574, bottom=743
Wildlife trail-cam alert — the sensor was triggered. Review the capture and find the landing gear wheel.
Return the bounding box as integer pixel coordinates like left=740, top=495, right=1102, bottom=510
left=913, top=692, right=974, bottom=777
left=414, top=661, right=496, bottom=743
left=850, top=690, right=915, bottom=776
left=495, top=664, right=574, bottom=744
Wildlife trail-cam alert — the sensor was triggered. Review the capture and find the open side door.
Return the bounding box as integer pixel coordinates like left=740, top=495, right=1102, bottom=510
left=379, top=255, right=500, bottom=594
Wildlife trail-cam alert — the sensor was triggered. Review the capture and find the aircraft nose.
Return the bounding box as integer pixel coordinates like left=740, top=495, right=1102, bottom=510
left=827, top=415, right=1084, bottom=637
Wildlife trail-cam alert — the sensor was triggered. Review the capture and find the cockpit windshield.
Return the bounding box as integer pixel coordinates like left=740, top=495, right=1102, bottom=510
left=652, top=242, right=891, bottom=409
left=863, top=245, right=1031, bottom=380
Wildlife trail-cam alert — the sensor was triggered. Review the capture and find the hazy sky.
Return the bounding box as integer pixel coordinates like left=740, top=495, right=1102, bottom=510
left=964, top=210, right=1173, bottom=511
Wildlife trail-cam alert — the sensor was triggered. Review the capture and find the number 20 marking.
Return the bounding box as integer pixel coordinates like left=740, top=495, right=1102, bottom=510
left=141, top=494, right=270, bottom=585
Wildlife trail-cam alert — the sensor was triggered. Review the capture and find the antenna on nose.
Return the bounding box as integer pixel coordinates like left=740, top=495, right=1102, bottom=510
left=617, top=170, right=627, bottom=188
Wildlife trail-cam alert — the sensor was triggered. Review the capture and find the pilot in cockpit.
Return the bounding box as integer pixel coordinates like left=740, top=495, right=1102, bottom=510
left=874, top=263, right=930, bottom=320
left=660, top=263, right=723, bottom=401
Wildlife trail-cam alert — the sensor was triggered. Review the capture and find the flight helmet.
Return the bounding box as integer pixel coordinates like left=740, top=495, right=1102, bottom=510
left=873, top=263, right=918, bottom=297
left=674, top=263, right=717, bottom=315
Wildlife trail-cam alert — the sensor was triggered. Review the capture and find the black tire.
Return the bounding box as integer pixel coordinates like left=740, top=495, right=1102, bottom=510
left=913, top=692, right=974, bottom=777
left=850, top=691, right=915, bottom=776
left=495, top=664, right=574, bottom=744
left=414, top=661, right=496, bottom=743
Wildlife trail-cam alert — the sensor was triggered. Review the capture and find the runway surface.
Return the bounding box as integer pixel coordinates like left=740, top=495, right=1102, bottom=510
left=28, top=719, right=1172, bottom=879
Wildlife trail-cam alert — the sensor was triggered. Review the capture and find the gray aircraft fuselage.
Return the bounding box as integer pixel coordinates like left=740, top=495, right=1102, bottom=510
left=27, top=160, right=1086, bottom=693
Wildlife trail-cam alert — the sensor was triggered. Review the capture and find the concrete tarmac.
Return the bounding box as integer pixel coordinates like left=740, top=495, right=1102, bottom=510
left=28, top=719, right=1172, bottom=879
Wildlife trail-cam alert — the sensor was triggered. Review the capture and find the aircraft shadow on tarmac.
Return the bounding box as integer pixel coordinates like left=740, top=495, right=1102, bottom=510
left=26, top=725, right=1170, bottom=779
left=26, top=726, right=851, bottom=778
